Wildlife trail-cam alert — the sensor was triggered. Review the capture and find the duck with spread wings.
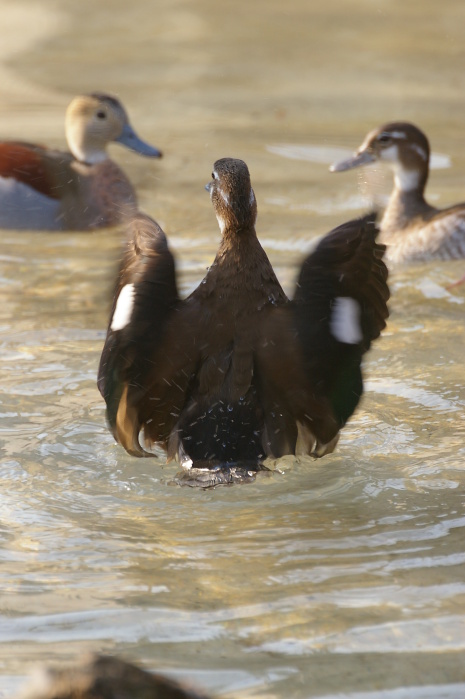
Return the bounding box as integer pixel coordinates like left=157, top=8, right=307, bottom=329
left=98, top=158, right=389, bottom=472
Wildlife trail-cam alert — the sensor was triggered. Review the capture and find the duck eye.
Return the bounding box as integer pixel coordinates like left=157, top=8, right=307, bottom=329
left=378, top=134, right=391, bottom=144
left=96, top=110, right=107, bottom=119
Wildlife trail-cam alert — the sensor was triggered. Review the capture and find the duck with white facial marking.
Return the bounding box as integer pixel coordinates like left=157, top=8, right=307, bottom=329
left=98, top=158, right=389, bottom=477
left=0, top=93, right=162, bottom=230
left=330, top=122, right=465, bottom=264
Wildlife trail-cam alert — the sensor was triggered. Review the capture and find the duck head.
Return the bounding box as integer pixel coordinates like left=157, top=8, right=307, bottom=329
left=330, top=122, right=431, bottom=193
left=205, top=157, right=257, bottom=234
left=65, top=93, right=162, bottom=164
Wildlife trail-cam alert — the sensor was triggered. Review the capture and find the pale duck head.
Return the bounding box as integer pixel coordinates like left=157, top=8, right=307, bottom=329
left=65, top=93, right=162, bottom=165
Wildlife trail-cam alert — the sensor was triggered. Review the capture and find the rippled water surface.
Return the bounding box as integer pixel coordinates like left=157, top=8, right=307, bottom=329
left=1, top=0, right=465, bottom=697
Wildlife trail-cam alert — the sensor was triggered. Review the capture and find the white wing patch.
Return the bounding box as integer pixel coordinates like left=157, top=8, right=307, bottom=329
left=330, top=297, right=363, bottom=344
left=111, top=283, right=135, bottom=331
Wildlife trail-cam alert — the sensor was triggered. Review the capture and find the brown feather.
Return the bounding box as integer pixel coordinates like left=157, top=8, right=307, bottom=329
left=98, top=165, right=389, bottom=467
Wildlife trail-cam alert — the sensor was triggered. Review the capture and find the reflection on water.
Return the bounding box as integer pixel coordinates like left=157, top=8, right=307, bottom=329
left=1, top=0, right=465, bottom=698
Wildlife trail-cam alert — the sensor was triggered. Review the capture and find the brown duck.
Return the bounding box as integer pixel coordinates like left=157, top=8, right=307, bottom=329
left=330, top=122, right=465, bottom=264
left=0, top=93, right=162, bottom=230
left=98, top=158, right=389, bottom=471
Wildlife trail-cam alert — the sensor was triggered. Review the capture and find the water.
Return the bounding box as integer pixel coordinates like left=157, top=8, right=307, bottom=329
left=1, top=0, right=465, bottom=696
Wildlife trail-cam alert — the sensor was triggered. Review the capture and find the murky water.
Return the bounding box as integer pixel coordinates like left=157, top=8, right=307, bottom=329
left=0, top=0, right=464, bottom=697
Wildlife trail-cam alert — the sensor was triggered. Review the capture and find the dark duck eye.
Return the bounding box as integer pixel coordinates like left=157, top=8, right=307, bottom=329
left=96, top=110, right=107, bottom=119
left=378, top=134, right=391, bottom=144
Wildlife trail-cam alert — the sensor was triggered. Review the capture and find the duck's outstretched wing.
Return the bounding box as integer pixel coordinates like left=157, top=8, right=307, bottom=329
left=257, top=213, right=389, bottom=457
left=98, top=213, right=198, bottom=456
left=295, top=212, right=389, bottom=351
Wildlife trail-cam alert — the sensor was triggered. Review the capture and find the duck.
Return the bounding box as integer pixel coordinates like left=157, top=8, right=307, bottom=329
left=0, top=93, right=162, bottom=231
left=330, top=122, right=465, bottom=264
left=97, top=158, right=389, bottom=473
left=15, top=653, right=211, bottom=699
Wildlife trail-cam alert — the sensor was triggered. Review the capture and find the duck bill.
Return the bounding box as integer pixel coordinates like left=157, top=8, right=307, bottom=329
left=116, top=123, right=162, bottom=158
left=330, top=150, right=376, bottom=172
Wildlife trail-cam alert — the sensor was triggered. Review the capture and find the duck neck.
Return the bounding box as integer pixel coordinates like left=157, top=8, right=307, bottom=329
left=70, top=143, right=109, bottom=165
left=381, top=164, right=434, bottom=234
left=220, top=222, right=257, bottom=245
left=203, top=225, right=285, bottom=304
left=67, top=129, right=109, bottom=164
left=215, top=225, right=265, bottom=269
